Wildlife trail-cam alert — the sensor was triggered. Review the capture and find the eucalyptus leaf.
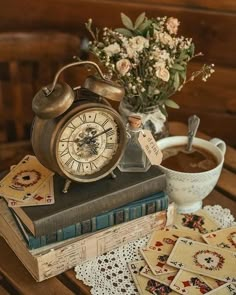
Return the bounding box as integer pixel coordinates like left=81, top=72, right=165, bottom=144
left=172, top=64, right=185, bottom=71
left=134, top=12, right=146, bottom=29
left=159, top=105, right=168, bottom=117
left=173, top=72, right=180, bottom=90
left=138, top=20, right=152, bottom=33
left=115, top=28, right=133, bottom=37
left=189, top=43, right=195, bottom=57
left=179, top=70, right=186, bottom=81
left=164, top=99, right=180, bottom=109
left=121, top=13, right=134, bottom=30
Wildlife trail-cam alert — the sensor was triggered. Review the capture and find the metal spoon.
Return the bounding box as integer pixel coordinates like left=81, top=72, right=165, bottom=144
left=186, top=115, right=200, bottom=152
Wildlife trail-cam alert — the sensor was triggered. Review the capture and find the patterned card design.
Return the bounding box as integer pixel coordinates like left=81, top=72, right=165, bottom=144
left=174, top=209, right=220, bottom=234
left=147, top=227, right=203, bottom=254
left=140, top=248, right=177, bottom=275
left=128, top=260, right=178, bottom=295
left=202, top=226, right=236, bottom=252
left=170, top=270, right=213, bottom=294
left=206, top=283, right=236, bottom=294
left=167, top=238, right=236, bottom=283
left=140, top=264, right=177, bottom=286
left=0, top=155, right=54, bottom=201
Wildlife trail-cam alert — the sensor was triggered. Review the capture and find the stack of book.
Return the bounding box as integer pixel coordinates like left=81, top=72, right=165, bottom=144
left=0, top=166, right=174, bottom=282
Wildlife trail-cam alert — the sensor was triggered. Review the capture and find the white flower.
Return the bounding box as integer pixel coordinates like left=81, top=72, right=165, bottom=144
left=103, top=43, right=120, bottom=56
left=116, top=59, right=131, bottom=76
left=156, top=31, right=175, bottom=48
left=166, top=17, right=180, bottom=35
left=155, top=67, right=170, bottom=82
left=129, top=36, right=149, bottom=52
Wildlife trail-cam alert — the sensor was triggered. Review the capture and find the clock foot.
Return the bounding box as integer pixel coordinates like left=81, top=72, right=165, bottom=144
left=110, top=171, right=117, bottom=179
left=62, top=179, right=72, bottom=193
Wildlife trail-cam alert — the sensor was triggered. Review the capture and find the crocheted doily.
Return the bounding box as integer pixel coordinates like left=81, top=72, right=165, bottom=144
left=74, top=205, right=235, bottom=295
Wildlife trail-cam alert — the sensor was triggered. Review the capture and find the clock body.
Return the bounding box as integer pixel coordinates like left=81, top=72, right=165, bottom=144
left=31, top=100, right=126, bottom=183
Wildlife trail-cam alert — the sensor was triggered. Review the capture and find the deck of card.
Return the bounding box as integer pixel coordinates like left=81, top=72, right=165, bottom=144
left=0, top=155, right=55, bottom=207
left=128, top=210, right=236, bottom=294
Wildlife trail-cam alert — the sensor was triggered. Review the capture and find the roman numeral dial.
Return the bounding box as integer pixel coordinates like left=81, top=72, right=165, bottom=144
left=56, top=108, right=123, bottom=179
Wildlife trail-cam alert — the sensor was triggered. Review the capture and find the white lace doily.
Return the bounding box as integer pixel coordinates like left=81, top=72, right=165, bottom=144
left=74, top=205, right=236, bottom=295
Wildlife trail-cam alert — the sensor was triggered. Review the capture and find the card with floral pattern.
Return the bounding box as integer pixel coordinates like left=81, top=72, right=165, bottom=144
left=170, top=269, right=213, bottom=294
left=174, top=210, right=219, bottom=234
left=167, top=238, right=236, bottom=282
left=202, top=226, right=236, bottom=252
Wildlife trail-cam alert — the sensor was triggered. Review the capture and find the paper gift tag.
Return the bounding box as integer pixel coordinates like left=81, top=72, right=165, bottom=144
left=167, top=238, right=236, bottom=282
left=138, top=130, right=163, bottom=165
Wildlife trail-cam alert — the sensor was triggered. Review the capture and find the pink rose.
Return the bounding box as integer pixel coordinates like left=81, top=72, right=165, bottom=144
left=166, top=17, right=180, bottom=35
left=116, top=59, right=131, bottom=76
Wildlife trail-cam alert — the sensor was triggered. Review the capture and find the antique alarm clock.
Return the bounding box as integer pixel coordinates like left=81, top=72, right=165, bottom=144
left=31, top=61, right=127, bottom=192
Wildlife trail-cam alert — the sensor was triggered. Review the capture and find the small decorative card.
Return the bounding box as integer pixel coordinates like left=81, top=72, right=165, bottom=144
left=128, top=260, right=178, bottom=295
left=205, top=283, right=236, bottom=294
left=174, top=209, right=220, bottom=234
left=140, top=248, right=176, bottom=275
left=0, top=155, right=54, bottom=201
left=140, top=264, right=177, bottom=286
left=170, top=270, right=213, bottom=294
left=202, top=226, right=236, bottom=252
left=167, top=238, right=236, bottom=282
left=146, top=228, right=203, bottom=254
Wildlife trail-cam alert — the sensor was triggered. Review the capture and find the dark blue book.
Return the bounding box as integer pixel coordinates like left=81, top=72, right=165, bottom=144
left=11, top=191, right=168, bottom=250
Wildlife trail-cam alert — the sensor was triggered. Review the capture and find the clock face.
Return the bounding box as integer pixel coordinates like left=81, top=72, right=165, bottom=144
left=56, top=108, right=121, bottom=179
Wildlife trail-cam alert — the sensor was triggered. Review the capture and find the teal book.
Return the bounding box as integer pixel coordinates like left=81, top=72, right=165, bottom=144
left=11, top=191, right=168, bottom=250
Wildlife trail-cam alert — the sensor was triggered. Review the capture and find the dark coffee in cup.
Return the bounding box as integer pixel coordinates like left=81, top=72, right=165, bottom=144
left=161, top=145, right=218, bottom=173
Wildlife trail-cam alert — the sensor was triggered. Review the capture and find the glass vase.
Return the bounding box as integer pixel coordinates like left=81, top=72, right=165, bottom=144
left=119, top=100, right=169, bottom=141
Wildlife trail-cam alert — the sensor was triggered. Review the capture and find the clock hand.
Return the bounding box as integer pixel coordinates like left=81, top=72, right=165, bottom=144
left=78, top=128, right=113, bottom=147
left=89, top=127, right=112, bottom=140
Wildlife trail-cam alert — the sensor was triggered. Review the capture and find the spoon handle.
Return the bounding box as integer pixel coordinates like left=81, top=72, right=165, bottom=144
left=186, top=115, right=200, bottom=152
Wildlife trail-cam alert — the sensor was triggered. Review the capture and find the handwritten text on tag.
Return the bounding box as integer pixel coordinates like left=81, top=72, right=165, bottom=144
left=138, top=130, right=163, bottom=165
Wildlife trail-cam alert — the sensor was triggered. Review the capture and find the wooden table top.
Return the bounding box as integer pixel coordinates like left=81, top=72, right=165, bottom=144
left=0, top=121, right=235, bottom=294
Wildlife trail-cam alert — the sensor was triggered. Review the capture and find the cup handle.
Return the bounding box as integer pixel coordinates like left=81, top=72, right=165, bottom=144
left=209, top=138, right=226, bottom=156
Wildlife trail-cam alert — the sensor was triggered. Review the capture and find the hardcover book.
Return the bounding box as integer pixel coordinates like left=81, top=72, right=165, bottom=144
left=0, top=199, right=175, bottom=282
left=11, top=166, right=166, bottom=237
left=12, top=191, right=168, bottom=249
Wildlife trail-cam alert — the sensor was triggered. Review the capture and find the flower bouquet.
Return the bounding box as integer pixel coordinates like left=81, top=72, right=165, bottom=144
left=85, top=13, right=214, bottom=138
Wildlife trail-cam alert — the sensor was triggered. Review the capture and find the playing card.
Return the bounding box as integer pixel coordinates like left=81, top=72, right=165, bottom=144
left=205, top=283, right=236, bottom=294
left=0, top=155, right=54, bottom=201
left=140, top=264, right=177, bottom=286
left=128, top=260, right=178, bottom=295
left=140, top=248, right=177, bottom=275
left=7, top=176, right=54, bottom=207
left=174, top=209, right=219, bottom=234
left=202, top=226, right=236, bottom=252
left=146, top=228, right=203, bottom=254
left=167, top=238, right=236, bottom=282
left=170, top=270, right=213, bottom=294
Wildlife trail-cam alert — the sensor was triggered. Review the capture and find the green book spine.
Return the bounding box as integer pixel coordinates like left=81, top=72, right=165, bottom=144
left=12, top=191, right=168, bottom=250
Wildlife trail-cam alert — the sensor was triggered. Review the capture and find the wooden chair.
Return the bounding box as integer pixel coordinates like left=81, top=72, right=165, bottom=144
left=0, top=31, right=81, bottom=171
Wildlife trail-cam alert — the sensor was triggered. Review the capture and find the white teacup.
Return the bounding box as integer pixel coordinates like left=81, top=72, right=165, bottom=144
left=157, top=136, right=226, bottom=213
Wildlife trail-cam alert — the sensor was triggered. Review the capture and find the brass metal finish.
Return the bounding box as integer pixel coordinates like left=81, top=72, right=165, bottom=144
left=84, top=75, right=124, bottom=102
left=32, top=61, right=124, bottom=119
left=31, top=60, right=126, bottom=188
left=31, top=101, right=127, bottom=183
left=32, top=82, right=74, bottom=119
